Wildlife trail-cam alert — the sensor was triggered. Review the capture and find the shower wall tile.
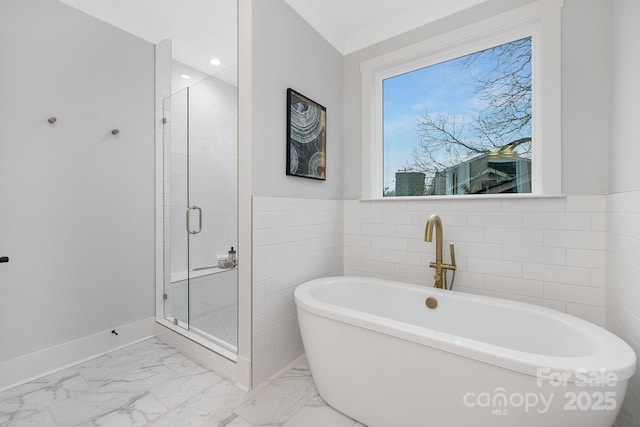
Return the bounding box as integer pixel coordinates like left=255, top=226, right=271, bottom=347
left=167, top=65, right=238, bottom=275
left=252, top=196, right=343, bottom=386
left=165, top=270, right=237, bottom=322
left=344, top=195, right=607, bottom=325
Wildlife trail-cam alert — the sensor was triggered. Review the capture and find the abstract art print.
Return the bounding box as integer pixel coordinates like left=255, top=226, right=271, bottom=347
left=286, top=88, right=326, bottom=180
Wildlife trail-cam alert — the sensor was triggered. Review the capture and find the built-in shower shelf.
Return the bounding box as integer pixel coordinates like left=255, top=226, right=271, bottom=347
left=170, top=266, right=236, bottom=283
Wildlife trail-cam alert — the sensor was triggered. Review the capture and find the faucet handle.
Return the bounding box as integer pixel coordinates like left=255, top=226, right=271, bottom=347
left=449, top=242, right=456, bottom=267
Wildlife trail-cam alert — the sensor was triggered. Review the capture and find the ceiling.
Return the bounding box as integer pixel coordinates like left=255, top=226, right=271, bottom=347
left=58, top=0, right=238, bottom=84
left=58, top=0, right=487, bottom=82
left=283, top=0, right=487, bottom=55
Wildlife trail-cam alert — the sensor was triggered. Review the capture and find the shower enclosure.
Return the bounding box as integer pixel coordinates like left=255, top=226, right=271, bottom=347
left=161, top=75, right=238, bottom=358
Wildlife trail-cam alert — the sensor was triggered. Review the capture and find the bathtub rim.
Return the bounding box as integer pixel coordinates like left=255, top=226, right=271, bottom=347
left=294, top=276, right=636, bottom=383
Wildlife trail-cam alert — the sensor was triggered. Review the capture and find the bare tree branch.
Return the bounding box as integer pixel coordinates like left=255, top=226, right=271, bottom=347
left=408, top=37, right=532, bottom=175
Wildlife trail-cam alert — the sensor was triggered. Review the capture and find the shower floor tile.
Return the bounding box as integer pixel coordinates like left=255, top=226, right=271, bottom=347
left=0, top=338, right=365, bottom=427
left=191, top=304, right=237, bottom=347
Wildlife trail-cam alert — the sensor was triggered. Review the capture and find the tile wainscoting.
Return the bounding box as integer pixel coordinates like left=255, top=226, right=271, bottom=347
left=252, top=194, right=611, bottom=387
left=252, top=196, right=343, bottom=386
left=344, top=195, right=607, bottom=325
left=607, top=189, right=640, bottom=427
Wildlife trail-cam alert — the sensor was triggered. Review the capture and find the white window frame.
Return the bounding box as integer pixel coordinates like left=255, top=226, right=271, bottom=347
left=360, top=0, right=563, bottom=199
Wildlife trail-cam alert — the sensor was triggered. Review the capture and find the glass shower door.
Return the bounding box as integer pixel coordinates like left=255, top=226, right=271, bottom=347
left=185, top=77, right=238, bottom=354
left=163, top=87, right=190, bottom=331
left=162, top=76, right=238, bottom=356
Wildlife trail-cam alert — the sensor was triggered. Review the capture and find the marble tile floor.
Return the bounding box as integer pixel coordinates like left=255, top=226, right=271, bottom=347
left=0, top=338, right=366, bottom=427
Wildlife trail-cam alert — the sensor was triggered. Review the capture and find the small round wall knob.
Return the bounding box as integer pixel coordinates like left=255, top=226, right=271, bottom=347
left=47, top=116, right=57, bottom=124
left=111, top=129, right=120, bottom=135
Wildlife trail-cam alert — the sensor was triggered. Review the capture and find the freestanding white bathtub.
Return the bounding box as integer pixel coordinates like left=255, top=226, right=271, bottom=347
left=295, top=276, right=636, bottom=427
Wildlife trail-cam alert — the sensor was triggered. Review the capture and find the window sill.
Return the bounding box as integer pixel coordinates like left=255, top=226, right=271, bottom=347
left=359, top=194, right=566, bottom=202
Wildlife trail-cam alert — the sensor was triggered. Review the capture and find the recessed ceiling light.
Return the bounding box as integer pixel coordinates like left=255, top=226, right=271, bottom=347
left=210, top=58, right=221, bottom=66
left=180, top=74, right=190, bottom=79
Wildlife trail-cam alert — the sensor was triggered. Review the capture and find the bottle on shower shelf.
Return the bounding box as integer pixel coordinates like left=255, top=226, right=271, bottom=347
left=217, top=255, right=227, bottom=268
left=228, top=246, right=237, bottom=267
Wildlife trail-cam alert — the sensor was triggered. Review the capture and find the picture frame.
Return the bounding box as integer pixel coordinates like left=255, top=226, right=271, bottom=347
left=286, top=88, right=326, bottom=180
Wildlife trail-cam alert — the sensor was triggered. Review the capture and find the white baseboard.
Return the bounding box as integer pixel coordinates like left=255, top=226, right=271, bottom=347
left=252, top=353, right=307, bottom=392
left=154, top=322, right=242, bottom=386
left=235, top=354, right=252, bottom=391
left=0, top=317, right=156, bottom=392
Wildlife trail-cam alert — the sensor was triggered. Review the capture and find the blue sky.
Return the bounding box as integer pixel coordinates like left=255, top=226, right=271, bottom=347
left=383, top=54, right=488, bottom=191
left=381, top=35, right=536, bottom=193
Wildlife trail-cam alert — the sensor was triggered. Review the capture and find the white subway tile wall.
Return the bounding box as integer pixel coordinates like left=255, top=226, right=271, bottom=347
left=252, top=194, right=613, bottom=387
left=252, top=196, right=343, bottom=385
left=344, top=195, right=607, bottom=326
left=168, top=74, right=238, bottom=273
left=607, top=189, right=640, bottom=426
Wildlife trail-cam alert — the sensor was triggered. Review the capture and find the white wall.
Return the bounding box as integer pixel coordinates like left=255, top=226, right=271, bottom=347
left=249, top=0, right=344, bottom=386
left=561, top=0, right=610, bottom=196
left=0, top=0, right=155, bottom=384
left=607, top=0, right=640, bottom=425
left=251, top=0, right=343, bottom=199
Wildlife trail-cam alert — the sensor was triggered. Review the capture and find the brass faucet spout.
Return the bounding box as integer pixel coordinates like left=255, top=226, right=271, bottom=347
left=425, top=214, right=456, bottom=289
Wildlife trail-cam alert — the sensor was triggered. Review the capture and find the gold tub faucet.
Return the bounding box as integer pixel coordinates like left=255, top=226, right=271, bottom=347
left=424, top=214, right=457, bottom=289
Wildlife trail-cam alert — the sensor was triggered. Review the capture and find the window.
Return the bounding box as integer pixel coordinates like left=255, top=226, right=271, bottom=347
left=384, top=38, right=532, bottom=197
left=361, top=0, right=562, bottom=199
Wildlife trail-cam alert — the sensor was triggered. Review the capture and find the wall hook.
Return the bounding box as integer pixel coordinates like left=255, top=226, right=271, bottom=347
left=47, top=116, right=57, bottom=124
left=111, top=129, right=120, bottom=135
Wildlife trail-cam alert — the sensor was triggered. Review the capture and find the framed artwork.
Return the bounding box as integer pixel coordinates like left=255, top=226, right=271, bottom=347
left=286, top=88, right=326, bottom=180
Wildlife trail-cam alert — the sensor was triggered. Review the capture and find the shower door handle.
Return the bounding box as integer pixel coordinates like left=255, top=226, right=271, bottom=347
left=186, top=205, right=202, bottom=235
